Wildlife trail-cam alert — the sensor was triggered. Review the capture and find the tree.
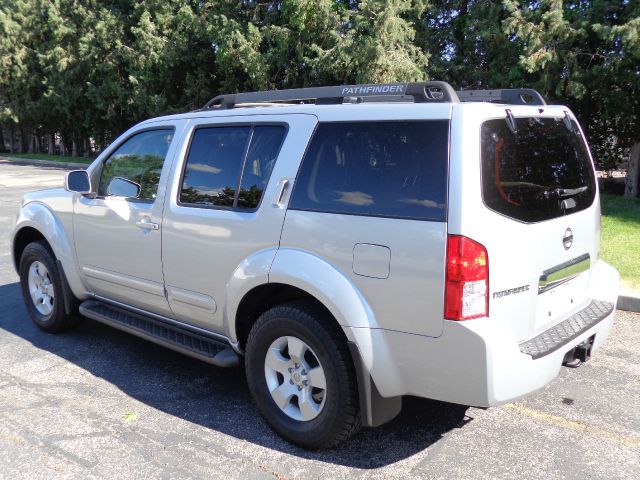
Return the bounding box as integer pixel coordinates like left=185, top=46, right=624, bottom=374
left=502, top=0, right=640, bottom=196
left=208, top=0, right=429, bottom=91
left=417, top=1, right=526, bottom=88
left=322, top=0, right=429, bottom=84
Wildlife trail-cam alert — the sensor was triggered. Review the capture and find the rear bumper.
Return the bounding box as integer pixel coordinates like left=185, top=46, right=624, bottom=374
left=348, top=259, right=619, bottom=407
left=518, top=299, right=614, bottom=359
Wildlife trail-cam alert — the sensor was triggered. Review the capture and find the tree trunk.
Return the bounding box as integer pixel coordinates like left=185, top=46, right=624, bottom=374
left=17, top=128, right=24, bottom=153
left=83, top=138, right=91, bottom=158
left=47, top=133, right=55, bottom=155
left=624, top=141, right=640, bottom=198
left=72, top=138, right=78, bottom=157
left=0, top=125, right=5, bottom=152
left=59, top=134, right=67, bottom=156
left=8, top=126, right=14, bottom=153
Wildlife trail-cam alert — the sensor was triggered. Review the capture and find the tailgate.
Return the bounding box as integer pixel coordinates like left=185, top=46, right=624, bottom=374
left=452, top=109, right=602, bottom=342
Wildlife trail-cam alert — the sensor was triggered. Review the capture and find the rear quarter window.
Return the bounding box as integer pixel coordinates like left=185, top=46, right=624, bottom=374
left=290, top=121, right=449, bottom=221
left=481, top=117, right=596, bottom=223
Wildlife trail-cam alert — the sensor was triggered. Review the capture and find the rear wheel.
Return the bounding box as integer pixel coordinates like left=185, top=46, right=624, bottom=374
left=245, top=301, right=361, bottom=449
left=19, top=241, right=81, bottom=333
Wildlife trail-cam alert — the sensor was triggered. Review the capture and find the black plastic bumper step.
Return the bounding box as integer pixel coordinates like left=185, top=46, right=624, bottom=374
left=519, top=299, right=615, bottom=359
left=79, top=300, right=238, bottom=367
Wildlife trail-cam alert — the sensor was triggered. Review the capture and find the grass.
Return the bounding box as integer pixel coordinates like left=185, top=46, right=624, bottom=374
left=0, top=152, right=93, bottom=164
left=600, top=193, right=640, bottom=290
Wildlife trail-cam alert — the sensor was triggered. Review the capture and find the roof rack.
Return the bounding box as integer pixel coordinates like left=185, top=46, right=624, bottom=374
left=456, top=88, right=546, bottom=106
left=202, top=81, right=460, bottom=109
left=200, top=83, right=547, bottom=110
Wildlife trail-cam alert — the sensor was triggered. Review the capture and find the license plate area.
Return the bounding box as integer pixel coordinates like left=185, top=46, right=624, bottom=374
left=535, top=275, right=589, bottom=332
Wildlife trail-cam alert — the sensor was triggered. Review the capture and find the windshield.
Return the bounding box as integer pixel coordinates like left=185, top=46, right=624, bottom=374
left=480, top=116, right=596, bottom=223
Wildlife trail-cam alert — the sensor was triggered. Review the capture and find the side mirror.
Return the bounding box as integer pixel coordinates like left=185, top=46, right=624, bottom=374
left=64, top=170, right=91, bottom=194
left=107, top=177, right=141, bottom=198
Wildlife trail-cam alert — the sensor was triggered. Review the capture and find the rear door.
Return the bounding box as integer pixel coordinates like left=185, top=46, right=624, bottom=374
left=161, top=114, right=317, bottom=333
left=451, top=106, right=599, bottom=341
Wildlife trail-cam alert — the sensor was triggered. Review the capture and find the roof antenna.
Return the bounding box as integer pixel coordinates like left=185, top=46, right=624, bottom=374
left=505, top=109, right=518, bottom=134
left=563, top=111, right=574, bottom=133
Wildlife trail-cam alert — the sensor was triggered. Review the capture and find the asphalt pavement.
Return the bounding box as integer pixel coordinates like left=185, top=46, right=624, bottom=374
left=0, top=162, right=639, bottom=480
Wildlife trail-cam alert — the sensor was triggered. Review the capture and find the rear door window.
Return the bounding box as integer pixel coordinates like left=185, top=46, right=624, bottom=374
left=179, top=125, right=286, bottom=209
left=481, top=117, right=596, bottom=223
left=289, top=121, right=449, bottom=221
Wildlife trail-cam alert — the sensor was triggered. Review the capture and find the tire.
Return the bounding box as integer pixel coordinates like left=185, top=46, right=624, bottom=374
left=245, top=300, right=361, bottom=449
left=19, top=241, right=81, bottom=333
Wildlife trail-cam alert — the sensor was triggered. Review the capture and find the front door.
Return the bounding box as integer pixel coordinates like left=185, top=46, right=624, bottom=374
left=74, top=124, right=181, bottom=315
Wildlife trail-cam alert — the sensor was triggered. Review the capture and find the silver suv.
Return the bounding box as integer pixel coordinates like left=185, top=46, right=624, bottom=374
left=11, top=82, right=619, bottom=449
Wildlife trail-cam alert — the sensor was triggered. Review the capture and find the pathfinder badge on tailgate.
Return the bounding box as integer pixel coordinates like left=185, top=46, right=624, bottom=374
left=493, top=285, right=530, bottom=299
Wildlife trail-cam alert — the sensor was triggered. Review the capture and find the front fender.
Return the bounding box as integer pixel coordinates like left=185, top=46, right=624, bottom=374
left=12, top=199, right=87, bottom=300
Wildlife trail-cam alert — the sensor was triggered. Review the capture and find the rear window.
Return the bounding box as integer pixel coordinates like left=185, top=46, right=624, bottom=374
left=289, top=121, right=449, bottom=221
left=481, top=117, right=596, bottom=223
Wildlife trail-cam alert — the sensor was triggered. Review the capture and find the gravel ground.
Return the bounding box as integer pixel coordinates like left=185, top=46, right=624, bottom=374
left=0, top=162, right=638, bottom=480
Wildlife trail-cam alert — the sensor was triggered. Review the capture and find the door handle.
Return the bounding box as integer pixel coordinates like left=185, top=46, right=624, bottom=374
left=272, top=179, right=290, bottom=208
left=136, top=218, right=159, bottom=230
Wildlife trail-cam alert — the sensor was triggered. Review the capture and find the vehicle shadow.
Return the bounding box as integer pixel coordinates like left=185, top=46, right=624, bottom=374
left=0, top=281, right=472, bottom=468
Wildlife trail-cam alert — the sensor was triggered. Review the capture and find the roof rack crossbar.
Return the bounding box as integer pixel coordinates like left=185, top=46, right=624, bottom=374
left=203, top=81, right=460, bottom=109
left=456, top=88, right=546, bottom=106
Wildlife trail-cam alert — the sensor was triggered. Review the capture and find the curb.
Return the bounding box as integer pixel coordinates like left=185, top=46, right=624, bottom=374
left=617, top=289, right=640, bottom=313
left=0, top=155, right=90, bottom=169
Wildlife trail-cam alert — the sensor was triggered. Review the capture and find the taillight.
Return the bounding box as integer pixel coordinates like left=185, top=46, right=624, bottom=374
left=444, top=235, right=489, bottom=320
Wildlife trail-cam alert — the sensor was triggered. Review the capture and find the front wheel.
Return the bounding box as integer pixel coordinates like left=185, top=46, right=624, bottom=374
left=19, top=241, right=81, bottom=333
left=245, top=301, right=361, bottom=449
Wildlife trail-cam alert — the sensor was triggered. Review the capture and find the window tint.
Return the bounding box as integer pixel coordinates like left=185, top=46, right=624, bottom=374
left=98, top=129, right=174, bottom=201
left=180, top=127, right=251, bottom=207
left=290, top=121, right=449, bottom=221
left=237, top=126, right=286, bottom=209
left=180, top=125, right=286, bottom=209
left=481, top=117, right=596, bottom=223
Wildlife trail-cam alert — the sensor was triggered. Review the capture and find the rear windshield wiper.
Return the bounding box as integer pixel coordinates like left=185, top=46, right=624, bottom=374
left=542, top=186, right=588, bottom=201
left=554, top=186, right=588, bottom=197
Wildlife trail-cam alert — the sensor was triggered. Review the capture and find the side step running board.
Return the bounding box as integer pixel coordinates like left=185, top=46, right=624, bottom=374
left=79, top=300, right=239, bottom=368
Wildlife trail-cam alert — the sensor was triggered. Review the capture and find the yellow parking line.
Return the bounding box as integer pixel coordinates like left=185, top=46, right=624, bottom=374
left=505, top=403, right=640, bottom=450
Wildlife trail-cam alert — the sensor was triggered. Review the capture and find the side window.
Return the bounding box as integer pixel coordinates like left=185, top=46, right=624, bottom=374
left=289, top=121, right=449, bottom=221
left=180, top=125, right=286, bottom=209
left=98, top=129, right=174, bottom=201
left=237, top=126, right=287, bottom=209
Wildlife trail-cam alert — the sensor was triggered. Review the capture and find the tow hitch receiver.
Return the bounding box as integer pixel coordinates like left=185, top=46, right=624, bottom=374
left=562, top=335, right=595, bottom=368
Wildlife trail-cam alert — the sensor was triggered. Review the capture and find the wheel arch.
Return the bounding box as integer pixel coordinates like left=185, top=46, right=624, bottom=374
left=229, top=248, right=380, bottom=348
left=13, top=226, right=48, bottom=272
left=12, top=202, right=86, bottom=300
left=234, top=283, right=336, bottom=351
